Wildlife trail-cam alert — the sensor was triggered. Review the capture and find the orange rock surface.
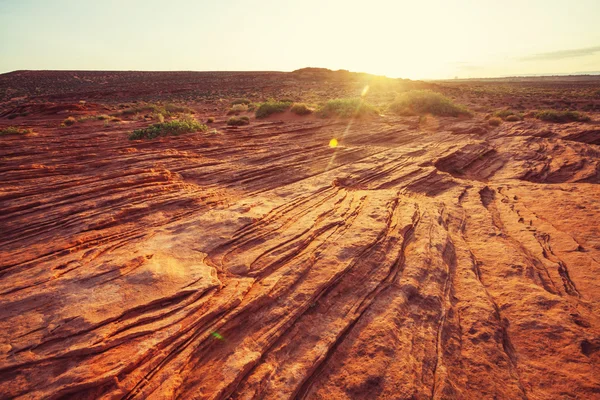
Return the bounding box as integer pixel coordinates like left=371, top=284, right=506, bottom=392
left=1, top=71, right=599, bottom=399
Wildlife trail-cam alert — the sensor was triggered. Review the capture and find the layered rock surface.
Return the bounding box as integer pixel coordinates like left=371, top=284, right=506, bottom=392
left=1, top=77, right=600, bottom=399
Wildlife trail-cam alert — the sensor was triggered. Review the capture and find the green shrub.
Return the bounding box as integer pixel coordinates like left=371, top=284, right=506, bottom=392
left=535, top=110, right=591, bottom=123
left=231, top=98, right=251, bottom=105
left=118, top=103, right=192, bottom=117
left=206, top=117, right=215, bottom=123
left=388, top=90, right=471, bottom=117
left=255, top=100, right=292, bottom=118
left=227, top=116, right=250, bottom=126
left=0, top=126, right=31, bottom=136
left=97, top=114, right=110, bottom=120
left=227, top=104, right=249, bottom=115
left=316, top=98, right=378, bottom=118
left=62, top=116, right=76, bottom=126
left=164, top=103, right=194, bottom=115
left=290, top=103, right=313, bottom=115
left=129, top=117, right=207, bottom=140
left=120, top=103, right=162, bottom=116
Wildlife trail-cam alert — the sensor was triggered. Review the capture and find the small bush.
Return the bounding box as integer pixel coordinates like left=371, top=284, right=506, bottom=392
left=290, top=103, right=313, bottom=115
left=129, top=117, right=207, bottom=140
left=0, top=126, right=31, bottom=136
left=279, top=98, right=295, bottom=103
left=118, top=103, right=192, bottom=118
left=227, top=116, right=250, bottom=126
left=494, top=110, right=523, bottom=121
left=227, top=104, right=249, bottom=115
left=255, top=100, right=292, bottom=118
left=120, top=104, right=162, bottom=116
left=388, top=90, right=471, bottom=117
left=535, top=110, right=591, bottom=123
left=316, top=98, right=378, bottom=118
left=97, top=114, right=110, bottom=120
left=164, top=103, right=194, bottom=115
left=231, top=98, right=251, bottom=105
left=62, top=116, right=76, bottom=126
left=488, top=117, right=502, bottom=126
left=207, top=117, right=215, bottom=123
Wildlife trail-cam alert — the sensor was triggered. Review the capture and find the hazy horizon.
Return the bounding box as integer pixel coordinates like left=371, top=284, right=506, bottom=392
left=1, top=0, right=599, bottom=80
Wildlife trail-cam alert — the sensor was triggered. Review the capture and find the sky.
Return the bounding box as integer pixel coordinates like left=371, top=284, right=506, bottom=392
left=1, top=0, right=599, bottom=79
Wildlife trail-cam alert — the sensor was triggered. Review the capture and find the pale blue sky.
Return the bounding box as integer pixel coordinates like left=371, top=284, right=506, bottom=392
left=1, top=0, right=599, bottom=79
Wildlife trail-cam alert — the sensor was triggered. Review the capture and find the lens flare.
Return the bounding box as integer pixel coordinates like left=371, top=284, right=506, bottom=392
left=361, top=85, right=370, bottom=97
left=329, top=138, right=338, bottom=148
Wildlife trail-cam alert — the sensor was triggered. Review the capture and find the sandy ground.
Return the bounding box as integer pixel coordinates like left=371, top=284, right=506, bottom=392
left=1, top=71, right=600, bottom=399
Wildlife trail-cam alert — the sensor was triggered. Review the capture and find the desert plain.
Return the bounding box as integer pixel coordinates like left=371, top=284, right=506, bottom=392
left=1, top=69, right=600, bottom=399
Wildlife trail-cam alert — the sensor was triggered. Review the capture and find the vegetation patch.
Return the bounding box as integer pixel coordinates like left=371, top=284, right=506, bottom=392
left=534, top=110, right=591, bottom=123
left=206, top=117, right=215, bottom=123
left=388, top=90, right=471, bottom=117
left=227, top=116, right=250, bottom=126
left=316, top=98, right=378, bottom=118
left=62, top=116, right=76, bottom=126
left=255, top=100, right=292, bottom=118
left=227, top=104, right=249, bottom=115
left=129, top=118, right=207, bottom=140
left=0, top=126, right=32, bottom=136
left=231, top=98, right=251, bottom=105
left=290, top=103, right=313, bottom=115
left=494, top=109, right=523, bottom=121
left=118, top=103, right=194, bottom=117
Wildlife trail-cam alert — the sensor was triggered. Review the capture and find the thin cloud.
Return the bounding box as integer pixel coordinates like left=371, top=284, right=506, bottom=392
left=520, top=46, right=600, bottom=61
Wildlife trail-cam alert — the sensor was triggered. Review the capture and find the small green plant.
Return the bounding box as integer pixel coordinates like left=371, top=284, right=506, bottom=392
left=316, top=98, right=378, bottom=118
left=255, top=100, right=292, bottom=118
left=117, top=102, right=193, bottom=118
left=231, top=98, right=251, bottom=105
left=62, top=116, right=76, bottom=126
left=227, top=104, right=249, bottom=115
left=164, top=103, right=194, bottom=115
left=488, top=117, right=502, bottom=126
left=290, top=103, right=313, bottom=115
left=129, top=117, right=207, bottom=140
left=534, top=110, right=591, bottom=123
left=388, top=90, right=471, bottom=117
left=0, top=126, right=32, bottom=136
left=96, top=114, right=111, bottom=120
left=227, top=116, right=250, bottom=126
left=206, top=117, right=215, bottom=123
